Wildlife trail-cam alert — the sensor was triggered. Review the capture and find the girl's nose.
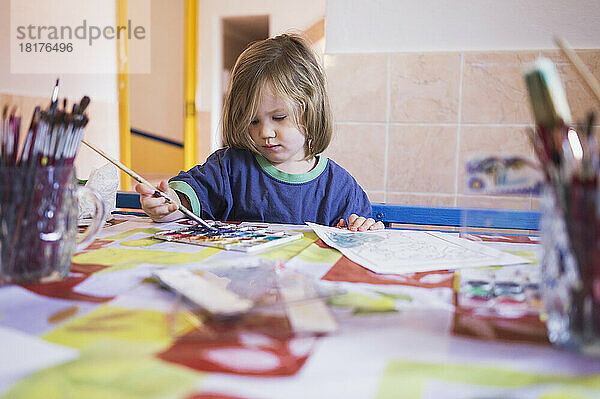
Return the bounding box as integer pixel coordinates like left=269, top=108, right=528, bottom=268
left=260, top=123, right=276, bottom=138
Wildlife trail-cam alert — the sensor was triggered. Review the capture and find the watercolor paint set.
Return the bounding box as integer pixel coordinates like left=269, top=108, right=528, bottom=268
left=457, top=264, right=541, bottom=318
left=153, top=222, right=303, bottom=253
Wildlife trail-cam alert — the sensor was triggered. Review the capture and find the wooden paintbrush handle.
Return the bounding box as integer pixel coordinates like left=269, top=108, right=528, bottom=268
left=81, top=139, right=215, bottom=229
left=555, top=36, right=600, bottom=106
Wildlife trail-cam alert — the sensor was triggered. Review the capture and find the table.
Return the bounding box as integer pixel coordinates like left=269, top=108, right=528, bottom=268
left=2, top=215, right=600, bottom=399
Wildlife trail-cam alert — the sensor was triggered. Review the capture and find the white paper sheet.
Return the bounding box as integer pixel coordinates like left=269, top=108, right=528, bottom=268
left=0, top=326, right=78, bottom=394
left=306, top=223, right=530, bottom=274
left=0, top=286, right=96, bottom=335
left=73, top=263, right=164, bottom=297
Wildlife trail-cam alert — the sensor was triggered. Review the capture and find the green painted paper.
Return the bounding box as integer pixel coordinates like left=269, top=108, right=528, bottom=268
left=2, top=340, right=202, bottom=399
left=103, top=227, right=163, bottom=241
left=258, top=231, right=319, bottom=261
left=296, top=242, right=342, bottom=264
left=329, top=293, right=397, bottom=314
left=378, top=360, right=600, bottom=399
left=72, top=247, right=221, bottom=273
left=119, top=238, right=164, bottom=247
left=505, top=250, right=538, bottom=264
left=43, top=306, right=194, bottom=349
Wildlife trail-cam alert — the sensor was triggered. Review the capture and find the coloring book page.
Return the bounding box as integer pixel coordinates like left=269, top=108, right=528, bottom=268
left=306, top=223, right=530, bottom=274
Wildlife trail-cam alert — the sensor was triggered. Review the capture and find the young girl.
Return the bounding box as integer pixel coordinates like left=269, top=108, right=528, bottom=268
left=136, top=34, right=384, bottom=231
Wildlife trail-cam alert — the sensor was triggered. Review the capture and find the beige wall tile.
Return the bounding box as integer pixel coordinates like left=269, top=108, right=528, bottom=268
left=462, top=51, right=537, bottom=123
left=387, top=125, right=457, bottom=193
left=542, top=49, right=600, bottom=124
left=366, top=191, right=385, bottom=203
left=459, top=125, right=535, bottom=194
left=457, top=194, right=531, bottom=210
left=390, top=52, right=461, bottom=123
left=323, top=123, right=386, bottom=191
left=0, top=93, right=13, bottom=107
left=386, top=192, right=455, bottom=207
left=324, top=53, right=388, bottom=122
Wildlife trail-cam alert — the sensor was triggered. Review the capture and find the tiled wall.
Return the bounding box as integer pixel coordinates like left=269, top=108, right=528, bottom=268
left=322, top=49, right=600, bottom=210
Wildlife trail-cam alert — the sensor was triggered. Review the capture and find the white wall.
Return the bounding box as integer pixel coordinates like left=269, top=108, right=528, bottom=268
left=197, top=0, right=326, bottom=150
left=326, top=0, right=600, bottom=53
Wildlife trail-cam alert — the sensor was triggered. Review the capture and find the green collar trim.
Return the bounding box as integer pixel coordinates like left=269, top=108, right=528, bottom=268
left=254, top=153, right=328, bottom=184
left=169, top=180, right=201, bottom=216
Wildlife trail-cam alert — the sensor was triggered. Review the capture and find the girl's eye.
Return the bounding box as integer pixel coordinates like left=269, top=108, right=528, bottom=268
left=273, top=115, right=287, bottom=121
left=250, top=119, right=259, bottom=125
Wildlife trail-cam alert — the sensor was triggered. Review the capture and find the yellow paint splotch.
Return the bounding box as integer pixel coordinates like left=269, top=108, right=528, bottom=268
left=42, top=305, right=195, bottom=349
left=72, top=247, right=221, bottom=273
left=103, top=228, right=163, bottom=241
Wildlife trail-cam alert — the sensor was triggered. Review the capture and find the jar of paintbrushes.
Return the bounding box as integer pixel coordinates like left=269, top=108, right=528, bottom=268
left=0, top=82, right=105, bottom=284
left=538, top=173, right=600, bottom=355
left=525, top=45, right=600, bottom=355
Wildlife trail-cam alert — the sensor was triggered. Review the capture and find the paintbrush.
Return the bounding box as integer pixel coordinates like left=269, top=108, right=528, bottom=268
left=1, top=106, right=7, bottom=165
left=524, top=57, right=573, bottom=174
left=50, top=79, right=60, bottom=109
left=555, top=36, right=600, bottom=107
left=81, top=138, right=215, bottom=230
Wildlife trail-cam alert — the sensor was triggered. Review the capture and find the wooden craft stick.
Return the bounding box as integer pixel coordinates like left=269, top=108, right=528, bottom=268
left=81, top=139, right=215, bottom=230
left=278, top=271, right=338, bottom=334
left=555, top=36, right=600, bottom=106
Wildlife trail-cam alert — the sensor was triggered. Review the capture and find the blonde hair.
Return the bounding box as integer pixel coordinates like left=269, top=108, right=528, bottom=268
left=222, top=33, right=333, bottom=159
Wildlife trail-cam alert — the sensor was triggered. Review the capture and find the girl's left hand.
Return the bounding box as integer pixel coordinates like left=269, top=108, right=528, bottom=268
left=337, top=214, right=385, bottom=231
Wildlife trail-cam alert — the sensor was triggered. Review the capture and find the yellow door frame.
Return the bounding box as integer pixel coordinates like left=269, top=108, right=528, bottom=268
left=184, top=0, right=198, bottom=170
left=116, top=0, right=131, bottom=190
left=117, top=0, right=197, bottom=189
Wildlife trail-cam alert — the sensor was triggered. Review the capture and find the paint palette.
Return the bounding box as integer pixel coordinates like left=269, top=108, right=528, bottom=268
left=153, top=222, right=303, bottom=253
left=457, top=264, right=541, bottom=317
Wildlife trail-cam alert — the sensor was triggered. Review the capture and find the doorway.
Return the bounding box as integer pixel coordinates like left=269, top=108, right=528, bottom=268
left=211, top=15, right=269, bottom=150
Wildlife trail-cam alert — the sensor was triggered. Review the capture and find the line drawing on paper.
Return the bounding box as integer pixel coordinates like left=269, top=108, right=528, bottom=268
left=307, top=223, right=529, bottom=274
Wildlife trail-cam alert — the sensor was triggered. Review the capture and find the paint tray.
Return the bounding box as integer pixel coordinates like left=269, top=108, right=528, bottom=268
left=152, top=221, right=303, bottom=253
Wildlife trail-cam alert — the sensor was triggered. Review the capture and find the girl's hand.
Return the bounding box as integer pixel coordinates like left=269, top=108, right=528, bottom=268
left=337, top=214, right=385, bottom=231
left=134, top=180, right=182, bottom=222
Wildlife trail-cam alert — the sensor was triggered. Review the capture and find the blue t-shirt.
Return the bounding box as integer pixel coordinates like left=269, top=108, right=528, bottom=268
left=169, top=148, right=371, bottom=226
